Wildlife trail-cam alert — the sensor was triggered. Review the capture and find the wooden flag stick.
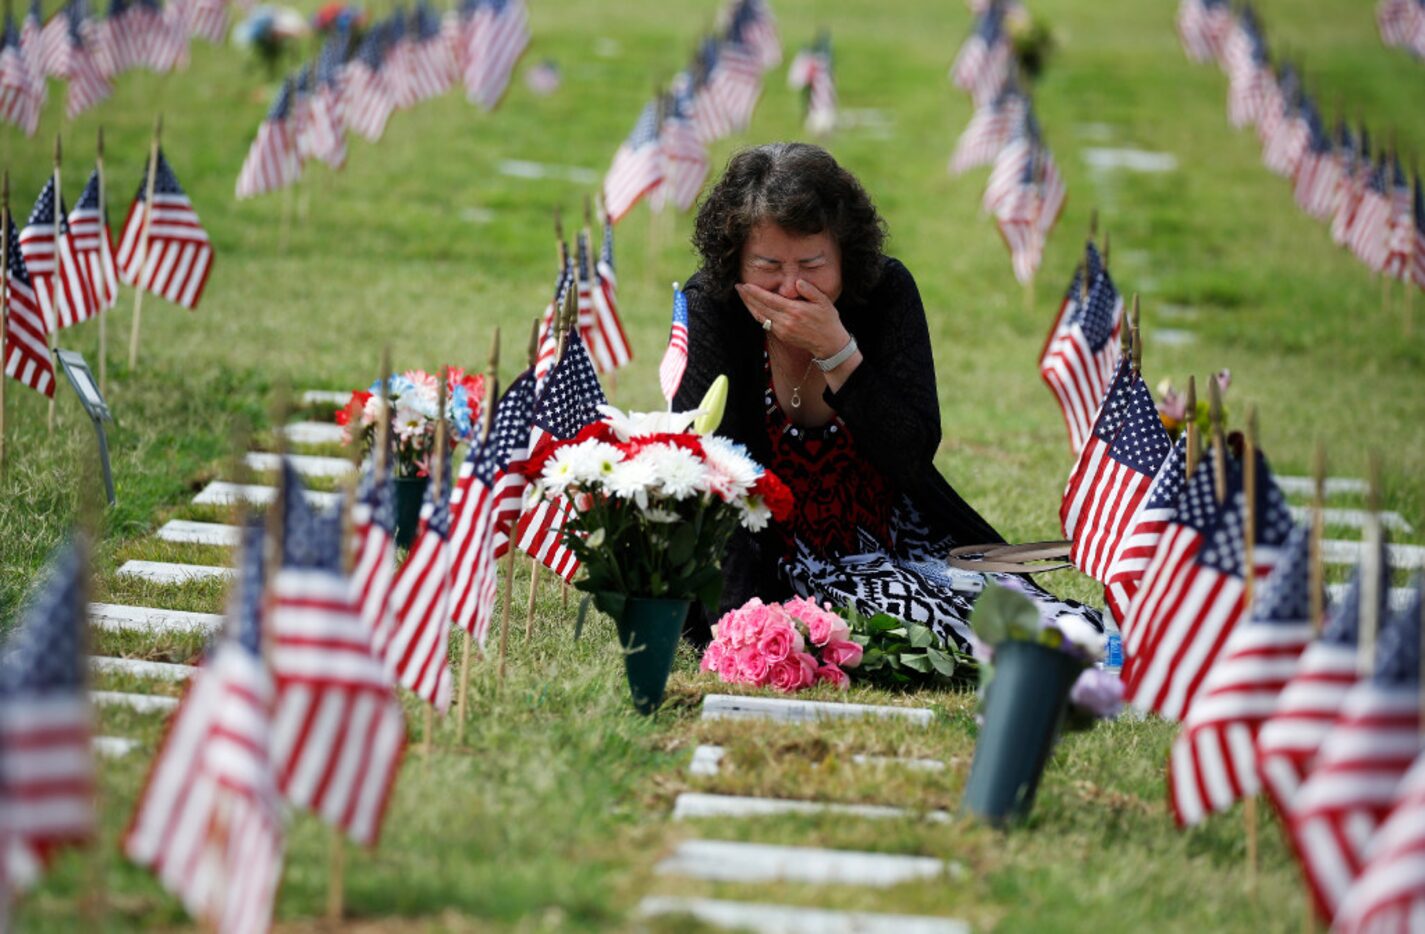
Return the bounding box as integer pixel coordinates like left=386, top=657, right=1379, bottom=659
left=1309, top=442, right=1326, bottom=634
left=456, top=329, right=500, bottom=738
left=96, top=127, right=107, bottom=397
left=48, top=134, right=60, bottom=434
left=1130, top=295, right=1142, bottom=374
left=424, top=368, right=449, bottom=761
left=1184, top=375, right=1199, bottom=478
left=1358, top=453, right=1384, bottom=679
left=1102, top=230, right=1111, bottom=269
left=1242, top=404, right=1259, bottom=895
left=1, top=173, right=9, bottom=477
left=1207, top=376, right=1227, bottom=504
left=128, top=116, right=161, bottom=370
left=1089, top=208, right=1098, bottom=240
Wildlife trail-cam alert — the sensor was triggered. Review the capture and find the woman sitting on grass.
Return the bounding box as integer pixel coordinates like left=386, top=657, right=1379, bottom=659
left=674, top=142, right=1100, bottom=650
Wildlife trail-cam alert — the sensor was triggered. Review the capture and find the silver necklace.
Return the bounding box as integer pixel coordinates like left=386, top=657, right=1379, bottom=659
left=771, top=340, right=816, bottom=409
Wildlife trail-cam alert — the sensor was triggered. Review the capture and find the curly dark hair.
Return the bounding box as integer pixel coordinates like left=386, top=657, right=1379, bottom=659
left=692, top=143, right=888, bottom=305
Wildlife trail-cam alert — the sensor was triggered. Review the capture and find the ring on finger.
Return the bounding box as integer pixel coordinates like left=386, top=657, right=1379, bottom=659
left=762, top=317, right=773, bottom=332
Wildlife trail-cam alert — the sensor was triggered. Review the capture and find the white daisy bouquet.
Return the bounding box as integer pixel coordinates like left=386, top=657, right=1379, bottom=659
left=523, top=404, right=793, bottom=615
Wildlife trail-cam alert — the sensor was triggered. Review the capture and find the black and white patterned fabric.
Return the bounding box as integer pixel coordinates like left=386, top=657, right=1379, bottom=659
left=780, top=495, right=1104, bottom=652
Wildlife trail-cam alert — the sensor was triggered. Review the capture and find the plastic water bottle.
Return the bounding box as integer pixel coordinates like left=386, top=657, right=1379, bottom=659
left=1099, top=614, right=1123, bottom=673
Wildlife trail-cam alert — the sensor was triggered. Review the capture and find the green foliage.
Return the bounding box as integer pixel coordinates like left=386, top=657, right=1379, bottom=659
left=841, top=605, right=977, bottom=689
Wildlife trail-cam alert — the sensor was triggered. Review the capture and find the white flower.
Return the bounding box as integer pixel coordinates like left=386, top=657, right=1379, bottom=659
left=699, top=435, right=761, bottom=501
left=636, top=443, right=708, bottom=500
left=393, top=402, right=427, bottom=442
left=572, top=441, right=624, bottom=484
left=738, top=496, right=773, bottom=532
left=540, top=445, right=585, bottom=493
left=643, top=508, right=680, bottom=523
left=606, top=457, right=657, bottom=510
left=596, top=404, right=702, bottom=442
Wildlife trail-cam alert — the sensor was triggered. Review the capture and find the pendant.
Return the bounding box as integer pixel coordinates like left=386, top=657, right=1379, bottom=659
left=790, top=388, right=802, bottom=409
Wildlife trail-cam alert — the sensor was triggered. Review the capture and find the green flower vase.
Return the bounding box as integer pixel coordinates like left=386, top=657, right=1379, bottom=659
left=613, top=597, right=690, bottom=715
left=961, top=639, right=1085, bottom=826
left=392, top=475, right=428, bottom=549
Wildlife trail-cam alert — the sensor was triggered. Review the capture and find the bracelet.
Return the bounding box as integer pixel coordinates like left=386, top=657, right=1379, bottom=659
left=813, top=335, right=858, bottom=372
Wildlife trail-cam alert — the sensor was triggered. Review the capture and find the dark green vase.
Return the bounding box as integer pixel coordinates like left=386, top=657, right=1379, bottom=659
left=962, top=639, right=1085, bottom=826
left=392, top=476, right=428, bottom=549
left=613, top=598, right=690, bottom=715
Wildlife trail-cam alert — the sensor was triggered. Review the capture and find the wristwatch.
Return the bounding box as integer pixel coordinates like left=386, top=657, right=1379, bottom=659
left=813, top=335, right=858, bottom=372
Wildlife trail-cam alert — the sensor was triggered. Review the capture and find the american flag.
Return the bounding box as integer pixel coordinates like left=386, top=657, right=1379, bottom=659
left=949, top=82, right=1026, bottom=176
left=343, top=26, right=395, bottom=142
left=1223, top=7, right=1270, bottom=129
left=1037, top=240, right=1099, bottom=370
left=269, top=462, right=405, bottom=847
left=591, top=212, right=632, bottom=370
left=1038, top=252, right=1123, bottom=455
left=514, top=334, right=607, bottom=582
left=1168, top=525, right=1314, bottom=827
left=449, top=399, right=523, bottom=646
left=462, top=0, right=528, bottom=111
left=0, top=12, right=41, bottom=137
left=573, top=230, right=608, bottom=373
left=603, top=101, right=665, bottom=224
left=99, top=0, right=140, bottom=77
left=983, top=124, right=1033, bottom=216
left=36, top=0, right=69, bottom=79
left=1122, top=450, right=1296, bottom=720
left=141, top=0, right=188, bottom=73
left=123, top=522, right=284, bottom=934
left=1414, top=173, right=1425, bottom=289
left=1060, top=361, right=1173, bottom=585
left=786, top=33, right=835, bottom=135
left=68, top=168, right=120, bottom=310
left=1382, top=155, right=1416, bottom=284
left=3, top=212, right=55, bottom=397
left=305, top=29, right=349, bottom=169
left=950, top=2, right=1011, bottom=108
left=488, top=370, right=536, bottom=559
left=1347, top=156, right=1392, bottom=273
left=1286, top=579, right=1422, bottom=921
left=1105, top=436, right=1187, bottom=625
left=187, top=0, right=228, bottom=44
left=116, top=147, right=213, bottom=309
left=1330, top=125, right=1369, bottom=249
left=290, top=65, right=315, bottom=166
left=659, top=284, right=690, bottom=405
left=704, top=36, right=762, bottom=135
left=993, top=150, right=1042, bottom=285
left=1292, top=109, right=1341, bottom=221
left=18, top=0, right=45, bottom=85
left=62, top=1, right=113, bottom=118
left=20, top=178, right=100, bottom=331
left=381, top=11, right=417, bottom=110
left=1332, top=746, right=1425, bottom=932
left=690, top=38, right=735, bottom=144
left=533, top=261, right=571, bottom=391
left=1036, top=146, right=1066, bottom=237
left=352, top=462, right=398, bottom=662
left=1260, top=74, right=1310, bottom=179
left=1177, top=0, right=1232, bottom=63
left=657, top=81, right=711, bottom=213
left=1378, top=0, right=1425, bottom=56
left=236, top=77, right=300, bottom=199
left=1256, top=547, right=1387, bottom=817
left=0, top=539, right=92, bottom=888
left=728, top=0, right=780, bottom=70
left=386, top=476, right=455, bottom=711
left=405, top=1, right=455, bottom=104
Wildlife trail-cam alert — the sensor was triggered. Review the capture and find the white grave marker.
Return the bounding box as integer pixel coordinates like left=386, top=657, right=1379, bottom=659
left=636, top=897, right=970, bottom=934
left=673, top=792, right=950, bottom=823
left=655, top=839, right=954, bottom=887
left=90, top=603, right=223, bottom=635
left=701, top=693, right=932, bottom=726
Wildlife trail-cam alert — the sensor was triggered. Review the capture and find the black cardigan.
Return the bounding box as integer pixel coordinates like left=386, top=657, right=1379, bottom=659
left=673, top=256, right=1005, bottom=641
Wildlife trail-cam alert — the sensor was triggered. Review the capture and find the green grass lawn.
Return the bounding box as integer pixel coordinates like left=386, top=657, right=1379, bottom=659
left=2, top=0, right=1423, bottom=929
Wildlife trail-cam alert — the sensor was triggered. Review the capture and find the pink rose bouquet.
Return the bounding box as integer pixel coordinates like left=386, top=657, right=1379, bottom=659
left=700, top=596, right=862, bottom=693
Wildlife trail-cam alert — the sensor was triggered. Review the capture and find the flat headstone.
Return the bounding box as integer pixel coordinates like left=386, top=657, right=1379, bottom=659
left=1276, top=476, right=1368, bottom=497
left=1320, top=540, right=1425, bottom=570
left=672, top=792, right=950, bottom=823
left=192, top=482, right=342, bottom=510
left=156, top=519, right=241, bottom=548
left=496, top=159, right=600, bottom=185
left=1156, top=303, right=1200, bottom=321
left=244, top=451, right=354, bottom=479
left=281, top=421, right=345, bottom=446
left=701, top=693, right=933, bottom=726
left=690, top=744, right=725, bottom=776
left=655, top=839, right=953, bottom=888
left=1154, top=328, right=1196, bottom=347
left=300, top=390, right=351, bottom=407
left=636, top=897, right=970, bottom=934
left=93, top=736, right=140, bottom=758
left=689, top=744, right=944, bottom=777
left=1082, top=147, right=1179, bottom=173
left=1327, top=584, right=1415, bottom=612
left=89, top=603, right=223, bottom=635
left=90, top=657, right=198, bottom=681
left=91, top=690, right=180, bottom=713
left=117, top=560, right=236, bottom=585
left=1286, top=506, right=1414, bottom=534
